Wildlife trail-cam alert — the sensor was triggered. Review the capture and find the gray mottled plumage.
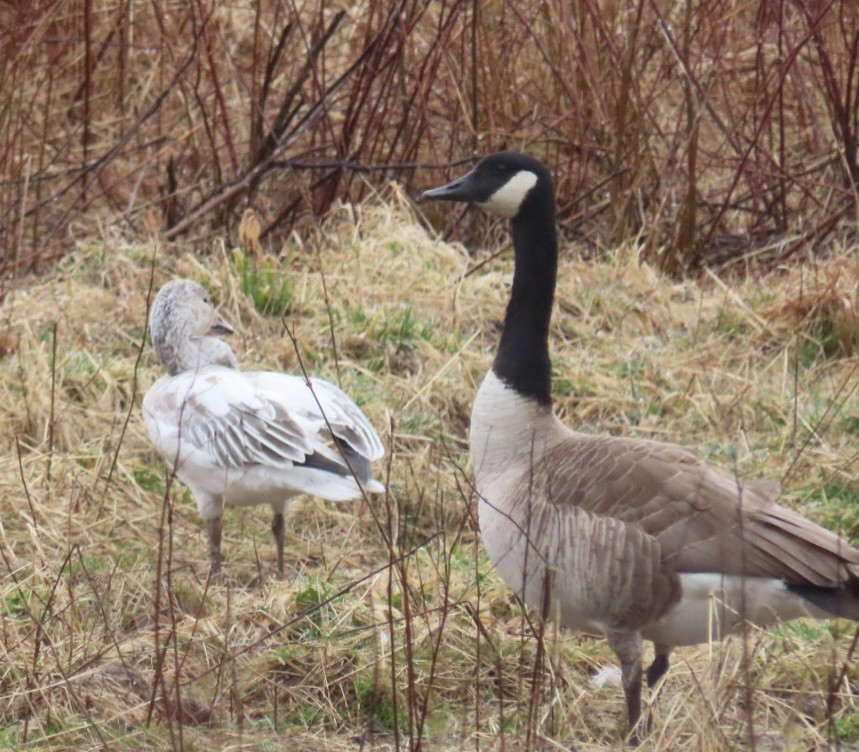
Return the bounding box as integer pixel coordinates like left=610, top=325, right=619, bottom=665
left=149, top=279, right=238, bottom=375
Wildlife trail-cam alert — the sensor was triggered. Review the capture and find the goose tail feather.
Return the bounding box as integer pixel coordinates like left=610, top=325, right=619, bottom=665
left=787, top=579, right=859, bottom=622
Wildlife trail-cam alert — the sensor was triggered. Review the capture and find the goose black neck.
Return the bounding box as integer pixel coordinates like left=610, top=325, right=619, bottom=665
left=492, top=198, right=557, bottom=407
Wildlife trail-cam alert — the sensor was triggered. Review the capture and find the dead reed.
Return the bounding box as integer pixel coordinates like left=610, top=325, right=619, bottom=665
left=2, top=0, right=859, bottom=278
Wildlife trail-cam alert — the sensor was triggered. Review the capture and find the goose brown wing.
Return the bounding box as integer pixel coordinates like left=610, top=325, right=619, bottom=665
left=538, top=434, right=859, bottom=587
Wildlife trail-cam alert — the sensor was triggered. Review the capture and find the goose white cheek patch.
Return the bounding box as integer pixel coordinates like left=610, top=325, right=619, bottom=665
left=477, top=170, right=538, bottom=218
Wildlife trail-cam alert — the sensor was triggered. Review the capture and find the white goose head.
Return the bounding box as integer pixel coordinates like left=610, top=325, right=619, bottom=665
left=421, top=151, right=551, bottom=220
left=149, top=279, right=238, bottom=375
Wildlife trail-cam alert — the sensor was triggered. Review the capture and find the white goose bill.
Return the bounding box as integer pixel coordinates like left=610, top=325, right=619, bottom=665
left=208, top=318, right=234, bottom=336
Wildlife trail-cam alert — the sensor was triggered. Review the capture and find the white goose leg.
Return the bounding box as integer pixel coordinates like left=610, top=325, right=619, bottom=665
left=206, top=517, right=224, bottom=577
left=271, top=512, right=285, bottom=579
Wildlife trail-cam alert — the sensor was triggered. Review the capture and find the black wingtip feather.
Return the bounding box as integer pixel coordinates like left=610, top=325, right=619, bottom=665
left=786, top=581, right=859, bottom=621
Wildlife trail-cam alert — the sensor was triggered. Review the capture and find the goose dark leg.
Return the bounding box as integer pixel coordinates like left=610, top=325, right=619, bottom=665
left=607, top=632, right=645, bottom=745
left=271, top=512, right=285, bottom=578
left=646, top=651, right=670, bottom=688
left=206, top=517, right=223, bottom=577
left=639, top=648, right=671, bottom=741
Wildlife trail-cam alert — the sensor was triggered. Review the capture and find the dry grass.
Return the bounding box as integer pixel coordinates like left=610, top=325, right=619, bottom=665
left=1, top=189, right=858, bottom=750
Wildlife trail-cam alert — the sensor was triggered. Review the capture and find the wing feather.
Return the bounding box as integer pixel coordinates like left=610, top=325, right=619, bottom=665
left=535, top=433, right=859, bottom=588
left=143, top=367, right=384, bottom=485
left=246, top=372, right=385, bottom=464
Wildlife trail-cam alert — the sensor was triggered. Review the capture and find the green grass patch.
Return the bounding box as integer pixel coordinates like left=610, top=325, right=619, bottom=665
left=355, top=673, right=399, bottom=731
left=233, top=251, right=294, bottom=317
left=832, top=712, right=859, bottom=743
left=3, top=586, right=39, bottom=619
left=293, top=576, right=334, bottom=637
left=714, top=307, right=753, bottom=338
left=133, top=464, right=166, bottom=494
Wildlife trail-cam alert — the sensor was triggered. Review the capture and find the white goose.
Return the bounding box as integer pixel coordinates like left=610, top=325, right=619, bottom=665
left=143, top=279, right=385, bottom=577
left=422, top=152, right=859, bottom=739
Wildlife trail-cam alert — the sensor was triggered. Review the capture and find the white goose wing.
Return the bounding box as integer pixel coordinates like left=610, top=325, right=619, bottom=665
left=244, top=372, right=385, bottom=489
left=142, top=367, right=316, bottom=473
left=143, top=367, right=384, bottom=489
left=248, top=373, right=386, bottom=462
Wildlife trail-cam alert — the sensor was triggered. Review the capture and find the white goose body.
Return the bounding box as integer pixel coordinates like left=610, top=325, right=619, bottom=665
left=423, top=152, right=859, bottom=738
left=143, top=279, right=384, bottom=576
left=144, top=368, right=384, bottom=516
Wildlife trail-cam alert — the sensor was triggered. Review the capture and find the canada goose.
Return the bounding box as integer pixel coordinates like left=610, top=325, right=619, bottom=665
left=143, top=279, right=385, bottom=578
left=422, top=152, right=859, bottom=738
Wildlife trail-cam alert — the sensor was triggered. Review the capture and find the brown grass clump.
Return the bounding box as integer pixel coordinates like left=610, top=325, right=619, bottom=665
left=0, top=191, right=858, bottom=750
left=762, top=255, right=859, bottom=358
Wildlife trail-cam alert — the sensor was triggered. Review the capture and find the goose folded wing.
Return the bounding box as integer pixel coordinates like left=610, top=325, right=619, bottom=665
left=538, top=434, right=859, bottom=587
left=306, top=378, right=386, bottom=461
left=146, top=370, right=316, bottom=470
left=246, top=373, right=385, bottom=465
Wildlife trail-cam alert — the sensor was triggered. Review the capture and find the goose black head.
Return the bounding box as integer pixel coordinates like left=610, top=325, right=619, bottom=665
left=421, top=151, right=552, bottom=220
